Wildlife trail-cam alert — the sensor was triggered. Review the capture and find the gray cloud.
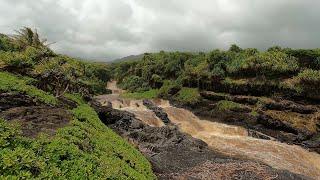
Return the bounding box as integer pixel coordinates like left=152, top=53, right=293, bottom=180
left=0, top=0, right=320, bottom=61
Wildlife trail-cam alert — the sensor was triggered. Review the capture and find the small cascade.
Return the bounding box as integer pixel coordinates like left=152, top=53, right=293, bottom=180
left=161, top=106, right=320, bottom=178
left=96, top=81, right=320, bottom=179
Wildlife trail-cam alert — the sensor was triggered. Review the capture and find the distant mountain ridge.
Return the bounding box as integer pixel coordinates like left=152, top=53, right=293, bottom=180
left=112, top=54, right=144, bottom=62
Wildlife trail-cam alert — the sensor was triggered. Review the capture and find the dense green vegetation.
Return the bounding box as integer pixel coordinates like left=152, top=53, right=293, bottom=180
left=0, top=71, right=57, bottom=105
left=121, top=89, right=160, bottom=99
left=0, top=102, right=155, bottom=179
left=0, top=28, right=111, bottom=97
left=215, top=100, right=244, bottom=111
left=0, top=28, right=155, bottom=179
left=174, top=88, right=201, bottom=105
left=111, top=45, right=320, bottom=102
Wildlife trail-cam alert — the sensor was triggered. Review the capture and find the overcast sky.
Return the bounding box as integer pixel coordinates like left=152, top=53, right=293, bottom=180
left=0, top=0, right=319, bottom=61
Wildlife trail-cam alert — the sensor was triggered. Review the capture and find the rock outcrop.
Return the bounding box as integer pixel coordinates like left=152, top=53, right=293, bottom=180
left=143, top=99, right=171, bottom=124
left=196, top=91, right=320, bottom=154
left=91, top=101, right=308, bottom=180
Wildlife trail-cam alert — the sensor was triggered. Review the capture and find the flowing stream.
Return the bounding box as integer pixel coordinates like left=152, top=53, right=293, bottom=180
left=96, top=81, right=320, bottom=179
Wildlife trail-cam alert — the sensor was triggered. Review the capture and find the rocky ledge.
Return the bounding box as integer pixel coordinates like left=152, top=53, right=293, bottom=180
left=189, top=91, right=320, bottom=154
left=91, top=100, right=308, bottom=180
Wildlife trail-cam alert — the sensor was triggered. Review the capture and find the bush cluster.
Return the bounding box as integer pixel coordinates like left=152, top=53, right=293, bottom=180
left=0, top=28, right=155, bottom=179
left=296, top=69, right=320, bottom=97
left=111, top=45, right=320, bottom=99
left=0, top=28, right=111, bottom=97
left=0, top=71, right=57, bottom=104
left=0, top=103, right=155, bottom=179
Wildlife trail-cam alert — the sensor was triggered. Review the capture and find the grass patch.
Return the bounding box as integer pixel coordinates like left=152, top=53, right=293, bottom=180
left=215, top=100, right=244, bottom=111
left=296, top=69, right=320, bottom=97
left=0, top=104, right=155, bottom=179
left=0, top=71, right=57, bottom=105
left=222, top=77, right=248, bottom=86
left=250, top=110, right=259, bottom=117
left=265, top=110, right=318, bottom=133
left=279, top=78, right=303, bottom=94
left=297, top=69, right=320, bottom=82
left=64, top=93, right=86, bottom=105
left=121, top=89, right=160, bottom=99
left=174, top=87, right=201, bottom=105
left=158, top=80, right=181, bottom=98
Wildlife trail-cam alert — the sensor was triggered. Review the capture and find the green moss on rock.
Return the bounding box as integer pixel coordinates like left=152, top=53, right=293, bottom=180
left=215, top=100, right=244, bottom=111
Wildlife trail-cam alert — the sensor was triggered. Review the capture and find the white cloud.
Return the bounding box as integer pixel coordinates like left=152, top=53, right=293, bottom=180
left=0, top=0, right=319, bottom=60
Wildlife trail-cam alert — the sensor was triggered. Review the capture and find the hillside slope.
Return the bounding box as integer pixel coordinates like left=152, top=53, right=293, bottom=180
left=112, top=54, right=144, bottom=63
left=0, top=28, right=155, bottom=179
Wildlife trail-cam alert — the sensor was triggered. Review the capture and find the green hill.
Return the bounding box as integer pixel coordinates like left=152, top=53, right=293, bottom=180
left=0, top=27, right=155, bottom=179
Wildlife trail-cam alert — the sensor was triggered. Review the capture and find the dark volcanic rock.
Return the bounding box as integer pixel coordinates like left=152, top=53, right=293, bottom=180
left=257, top=114, right=299, bottom=135
left=302, top=134, right=320, bottom=154
left=264, top=100, right=317, bottom=114
left=201, top=91, right=259, bottom=105
left=0, top=92, right=73, bottom=138
left=0, top=92, right=38, bottom=111
left=57, top=96, right=78, bottom=109
left=0, top=106, right=72, bottom=138
left=92, top=101, right=308, bottom=180
left=196, top=91, right=320, bottom=154
left=142, top=99, right=170, bottom=124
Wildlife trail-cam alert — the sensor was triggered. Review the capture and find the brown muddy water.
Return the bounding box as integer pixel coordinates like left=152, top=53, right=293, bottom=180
left=95, top=81, right=320, bottom=179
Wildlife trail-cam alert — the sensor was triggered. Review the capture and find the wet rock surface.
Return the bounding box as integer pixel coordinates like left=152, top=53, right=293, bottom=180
left=91, top=101, right=308, bottom=180
left=142, top=99, right=170, bottom=124
left=194, top=91, right=320, bottom=154
left=263, top=100, right=317, bottom=114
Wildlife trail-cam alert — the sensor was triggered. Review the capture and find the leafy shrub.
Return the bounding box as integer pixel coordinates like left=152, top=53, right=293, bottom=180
left=84, top=62, right=111, bottom=83
left=222, top=77, right=248, bottom=86
left=120, top=75, right=149, bottom=92
left=23, top=46, right=55, bottom=62
left=174, top=88, right=201, bottom=105
left=150, top=74, right=163, bottom=88
left=243, top=48, right=258, bottom=56
left=0, top=104, right=155, bottom=179
left=207, top=50, right=231, bottom=68
left=227, top=51, right=299, bottom=77
left=211, top=64, right=226, bottom=78
left=0, top=51, right=34, bottom=71
left=78, top=79, right=109, bottom=95
left=34, top=56, right=108, bottom=96
left=0, top=34, right=19, bottom=52
left=296, top=69, right=320, bottom=96
left=267, top=46, right=283, bottom=52
left=229, top=44, right=242, bottom=53
left=63, top=93, right=86, bottom=105
left=33, top=56, right=78, bottom=96
left=250, top=110, right=259, bottom=117
left=298, top=69, right=320, bottom=82
left=215, top=100, right=244, bottom=111
left=121, top=89, right=160, bottom=99
left=158, top=80, right=181, bottom=98
left=285, top=49, right=320, bottom=69
left=0, top=71, right=57, bottom=104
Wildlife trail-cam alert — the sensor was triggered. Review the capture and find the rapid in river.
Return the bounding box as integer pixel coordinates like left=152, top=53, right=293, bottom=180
left=96, top=81, right=320, bottom=179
